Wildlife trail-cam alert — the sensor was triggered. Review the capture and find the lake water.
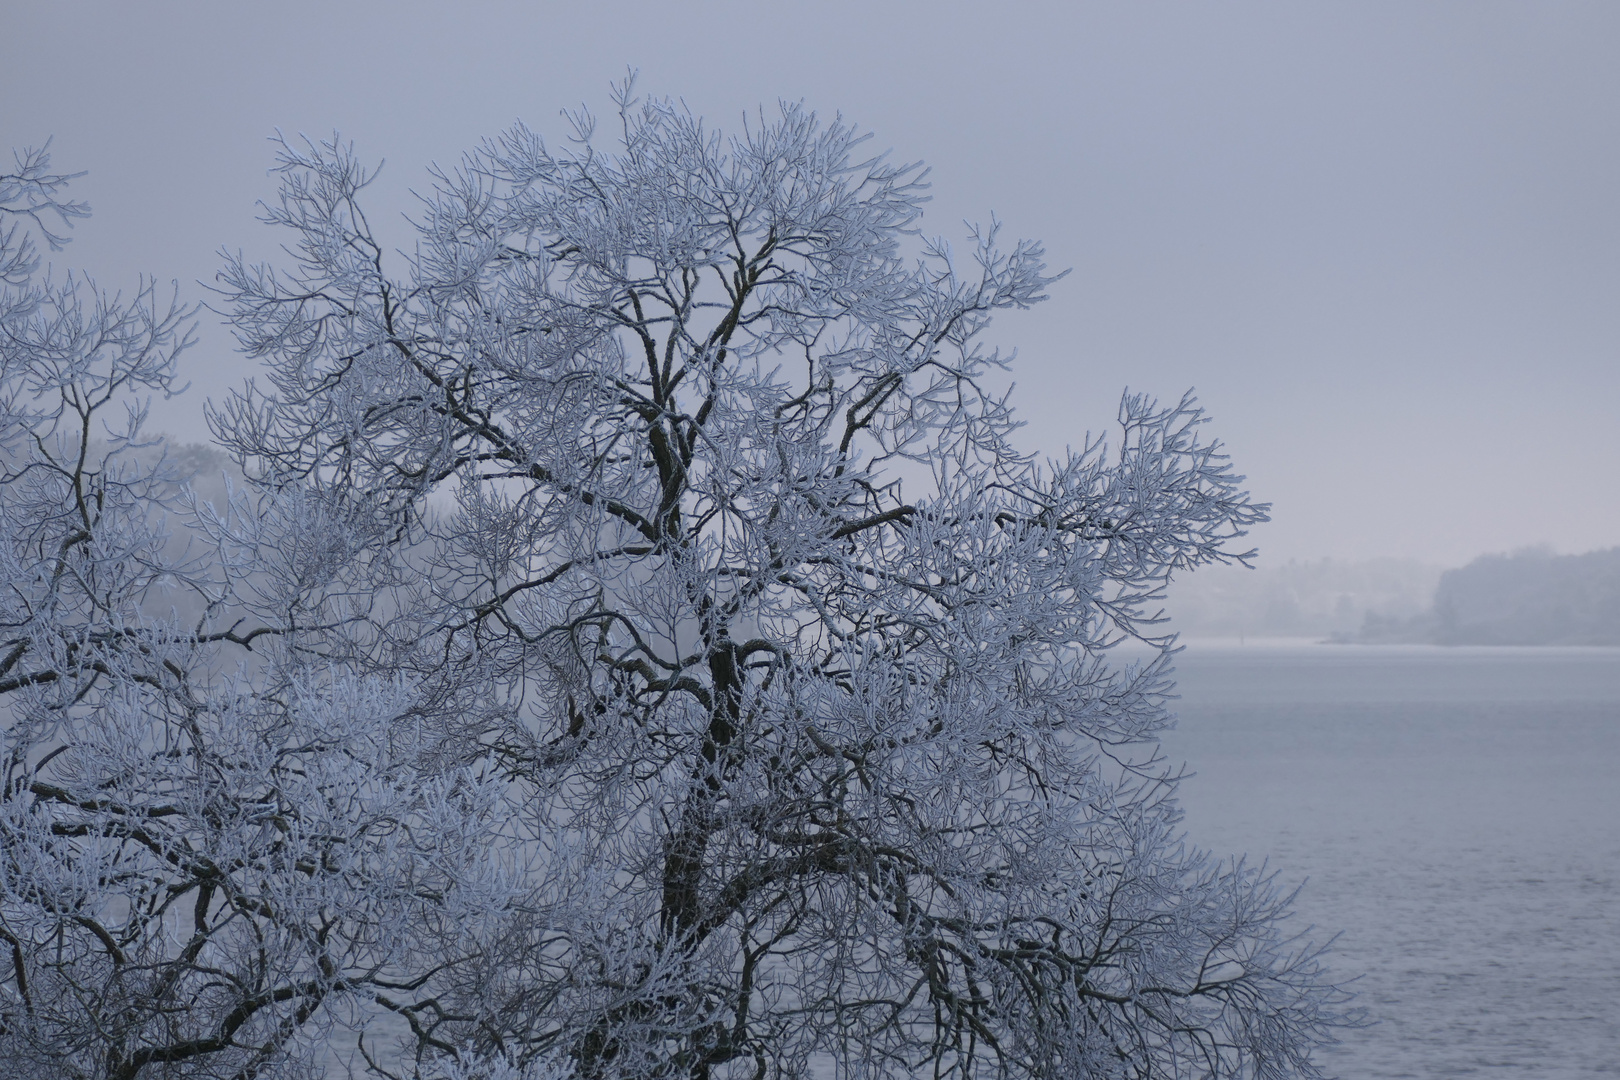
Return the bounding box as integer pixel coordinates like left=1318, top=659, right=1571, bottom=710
left=1163, top=642, right=1620, bottom=1079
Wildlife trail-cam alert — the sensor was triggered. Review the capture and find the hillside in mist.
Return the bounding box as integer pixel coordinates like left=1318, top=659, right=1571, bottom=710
left=1359, top=546, right=1620, bottom=646
left=1168, top=548, right=1620, bottom=645
left=1163, top=558, right=1444, bottom=640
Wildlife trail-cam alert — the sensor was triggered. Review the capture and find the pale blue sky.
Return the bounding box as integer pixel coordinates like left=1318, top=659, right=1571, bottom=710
left=5, top=0, right=1617, bottom=565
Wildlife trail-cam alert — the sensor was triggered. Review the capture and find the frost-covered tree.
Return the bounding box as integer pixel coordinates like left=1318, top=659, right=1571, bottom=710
left=0, top=146, right=510, bottom=1079
left=213, top=82, right=1351, bottom=1080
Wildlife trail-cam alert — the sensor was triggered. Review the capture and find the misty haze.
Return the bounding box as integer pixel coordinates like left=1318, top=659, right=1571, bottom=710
left=4, top=4, right=1617, bottom=1079
left=1166, top=545, right=1620, bottom=645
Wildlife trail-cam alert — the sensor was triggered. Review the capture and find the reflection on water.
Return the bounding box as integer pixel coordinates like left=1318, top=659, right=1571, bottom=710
left=1164, top=642, right=1620, bottom=1079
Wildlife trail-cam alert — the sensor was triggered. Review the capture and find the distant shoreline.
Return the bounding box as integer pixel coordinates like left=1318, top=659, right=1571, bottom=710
left=1165, top=547, right=1620, bottom=647
left=1171, top=635, right=1620, bottom=653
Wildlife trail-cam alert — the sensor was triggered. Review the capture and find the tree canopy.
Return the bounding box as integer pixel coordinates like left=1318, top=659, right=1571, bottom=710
left=2, top=87, right=1352, bottom=1080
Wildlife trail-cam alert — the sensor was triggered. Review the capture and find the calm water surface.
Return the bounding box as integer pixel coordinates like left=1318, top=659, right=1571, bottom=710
left=1164, top=642, right=1620, bottom=1079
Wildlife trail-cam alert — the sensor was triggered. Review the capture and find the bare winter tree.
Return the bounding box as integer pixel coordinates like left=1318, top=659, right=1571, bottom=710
left=2, top=82, right=1354, bottom=1080
left=212, top=82, right=1352, bottom=1080
left=0, top=146, right=511, bottom=1079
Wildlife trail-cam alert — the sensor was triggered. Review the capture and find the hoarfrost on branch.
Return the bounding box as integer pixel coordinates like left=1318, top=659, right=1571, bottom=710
left=3, top=85, right=1353, bottom=1080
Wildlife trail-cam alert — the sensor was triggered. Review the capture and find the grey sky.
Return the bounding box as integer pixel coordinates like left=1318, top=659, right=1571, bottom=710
left=5, top=0, right=1617, bottom=565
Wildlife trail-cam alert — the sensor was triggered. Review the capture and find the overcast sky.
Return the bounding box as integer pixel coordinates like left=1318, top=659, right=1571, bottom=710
left=5, top=1, right=1617, bottom=566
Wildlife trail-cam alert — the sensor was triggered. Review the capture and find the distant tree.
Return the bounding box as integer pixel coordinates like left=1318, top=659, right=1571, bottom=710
left=1433, top=546, right=1620, bottom=646
left=212, top=81, right=1352, bottom=1080
left=1, top=146, right=506, bottom=1079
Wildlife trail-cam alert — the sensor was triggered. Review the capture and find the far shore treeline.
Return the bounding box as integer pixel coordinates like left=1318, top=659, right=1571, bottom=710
left=1168, top=547, right=1620, bottom=646
left=1355, top=546, right=1620, bottom=646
